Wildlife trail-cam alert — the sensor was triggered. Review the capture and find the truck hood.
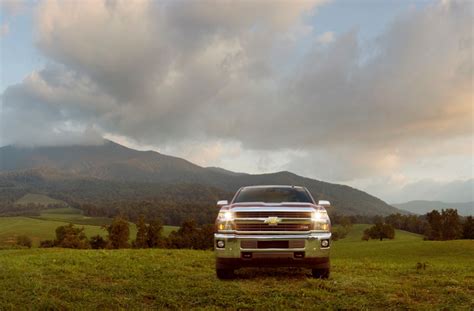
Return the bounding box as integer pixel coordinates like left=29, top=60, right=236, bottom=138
left=227, top=202, right=322, bottom=212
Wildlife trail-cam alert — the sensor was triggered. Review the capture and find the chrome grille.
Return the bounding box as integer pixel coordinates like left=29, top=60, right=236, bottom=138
left=235, top=211, right=312, bottom=218
left=235, top=223, right=311, bottom=232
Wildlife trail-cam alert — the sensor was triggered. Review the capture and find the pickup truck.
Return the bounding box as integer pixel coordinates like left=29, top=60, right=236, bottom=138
left=214, top=185, right=332, bottom=279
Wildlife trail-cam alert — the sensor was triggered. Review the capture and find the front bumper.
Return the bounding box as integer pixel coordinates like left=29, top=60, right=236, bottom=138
left=214, top=232, right=331, bottom=269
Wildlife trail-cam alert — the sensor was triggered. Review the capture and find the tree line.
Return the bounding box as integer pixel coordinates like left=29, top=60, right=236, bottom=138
left=384, top=209, right=473, bottom=240
left=80, top=201, right=218, bottom=226
left=38, top=215, right=215, bottom=250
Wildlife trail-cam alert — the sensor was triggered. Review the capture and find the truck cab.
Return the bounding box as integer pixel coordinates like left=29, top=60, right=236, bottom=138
left=214, top=185, right=332, bottom=279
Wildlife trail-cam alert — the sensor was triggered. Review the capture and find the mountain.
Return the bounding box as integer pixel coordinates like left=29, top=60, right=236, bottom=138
left=385, top=179, right=473, bottom=203
left=0, top=140, right=215, bottom=184
left=393, top=200, right=473, bottom=217
left=0, top=140, right=402, bottom=217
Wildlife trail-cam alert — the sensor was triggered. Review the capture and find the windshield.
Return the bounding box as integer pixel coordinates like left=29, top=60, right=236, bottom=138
left=233, top=187, right=313, bottom=203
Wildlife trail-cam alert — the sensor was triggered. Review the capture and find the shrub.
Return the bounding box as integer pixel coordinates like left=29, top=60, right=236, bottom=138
left=147, top=218, right=165, bottom=248
left=16, top=235, right=32, bottom=248
left=462, top=216, right=474, bottom=239
left=134, top=215, right=148, bottom=248
left=105, top=215, right=130, bottom=249
left=89, top=235, right=107, bottom=249
left=55, top=224, right=90, bottom=249
left=39, top=240, right=56, bottom=248
left=332, top=224, right=352, bottom=241
left=167, top=220, right=214, bottom=250
left=361, top=232, right=370, bottom=241
left=363, top=223, right=395, bottom=241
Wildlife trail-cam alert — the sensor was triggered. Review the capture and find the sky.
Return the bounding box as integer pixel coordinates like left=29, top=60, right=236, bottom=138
left=0, top=0, right=472, bottom=203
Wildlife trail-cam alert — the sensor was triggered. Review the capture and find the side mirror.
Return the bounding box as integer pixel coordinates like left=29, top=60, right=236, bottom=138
left=217, top=200, right=228, bottom=207
left=318, top=200, right=331, bottom=207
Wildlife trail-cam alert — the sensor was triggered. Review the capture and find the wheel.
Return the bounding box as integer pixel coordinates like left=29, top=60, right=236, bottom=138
left=216, top=268, right=235, bottom=280
left=312, top=268, right=330, bottom=279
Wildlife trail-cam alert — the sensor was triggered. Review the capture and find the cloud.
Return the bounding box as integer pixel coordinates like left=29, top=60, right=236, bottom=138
left=316, top=31, right=334, bottom=44
left=1, top=0, right=30, bottom=37
left=1, top=0, right=472, bottom=183
left=0, top=0, right=27, bottom=16
left=0, top=22, right=8, bottom=37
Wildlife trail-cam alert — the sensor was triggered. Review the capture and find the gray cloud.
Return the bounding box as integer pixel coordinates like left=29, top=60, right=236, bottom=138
left=1, top=0, right=472, bottom=183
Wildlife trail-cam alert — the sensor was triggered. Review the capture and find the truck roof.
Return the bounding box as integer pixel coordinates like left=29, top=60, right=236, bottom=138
left=240, top=185, right=305, bottom=189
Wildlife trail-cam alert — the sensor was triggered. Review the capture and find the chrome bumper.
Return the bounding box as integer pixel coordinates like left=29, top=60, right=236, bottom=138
left=214, top=232, right=331, bottom=260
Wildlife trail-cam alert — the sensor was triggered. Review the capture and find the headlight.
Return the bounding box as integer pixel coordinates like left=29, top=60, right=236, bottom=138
left=311, top=210, right=331, bottom=232
left=223, top=211, right=233, bottom=221
left=218, top=211, right=233, bottom=221
left=216, top=210, right=234, bottom=231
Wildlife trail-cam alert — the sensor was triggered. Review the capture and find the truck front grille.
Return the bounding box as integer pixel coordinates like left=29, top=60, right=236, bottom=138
left=235, top=211, right=312, bottom=218
left=235, top=223, right=311, bottom=232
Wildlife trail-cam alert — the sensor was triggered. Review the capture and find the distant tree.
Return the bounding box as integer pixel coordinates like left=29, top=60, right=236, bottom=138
left=382, top=223, right=395, bottom=240
left=55, top=224, right=90, bottom=249
left=332, top=226, right=351, bottom=241
left=425, top=210, right=443, bottom=240
left=147, top=218, right=164, bottom=248
left=385, top=214, right=404, bottom=229
left=363, top=223, right=395, bottom=241
left=339, top=216, right=352, bottom=228
left=462, top=216, right=474, bottom=239
left=198, top=224, right=215, bottom=249
left=425, top=209, right=462, bottom=240
left=332, top=215, right=352, bottom=241
left=16, top=235, right=32, bottom=248
left=106, top=215, right=130, bottom=249
left=167, top=220, right=214, bottom=249
left=89, top=235, right=107, bottom=249
left=440, top=209, right=462, bottom=240
left=134, top=215, right=148, bottom=248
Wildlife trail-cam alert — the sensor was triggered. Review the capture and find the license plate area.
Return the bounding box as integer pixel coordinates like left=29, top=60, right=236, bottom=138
left=257, top=240, right=289, bottom=249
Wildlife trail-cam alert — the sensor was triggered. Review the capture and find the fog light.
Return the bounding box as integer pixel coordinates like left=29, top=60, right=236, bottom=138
left=216, top=240, right=225, bottom=248
left=321, top=239, right=330, bottom=248
left=242, top=252, right=252, bottom=259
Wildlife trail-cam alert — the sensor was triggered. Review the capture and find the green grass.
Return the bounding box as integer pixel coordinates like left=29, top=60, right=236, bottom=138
left=0, top=225, right=472, bottom=309
left=0, top=217, right=108, bottom=247
left=0, top=208, right=178, bottom=247
left=30, top=207, right=115, bottom=226
left=15, top=193, right=66, bottom=206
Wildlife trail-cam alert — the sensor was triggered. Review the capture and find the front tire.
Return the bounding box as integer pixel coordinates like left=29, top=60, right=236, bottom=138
left=216, top=268, right=235, bottom=280
left=312, top=268, right=330, bottom=279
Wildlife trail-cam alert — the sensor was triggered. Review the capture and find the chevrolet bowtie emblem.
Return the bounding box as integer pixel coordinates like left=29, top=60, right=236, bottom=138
left=264, top=216, right=282, bottom=226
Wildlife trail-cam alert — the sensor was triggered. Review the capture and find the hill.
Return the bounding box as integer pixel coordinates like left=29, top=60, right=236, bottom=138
left=15, top=193, right=66, bottom=206
left=393, top=200, right=473, bottom=216
left=0, top=140, right=402, bottom=217
left=0, top=225, right=472, bottom=309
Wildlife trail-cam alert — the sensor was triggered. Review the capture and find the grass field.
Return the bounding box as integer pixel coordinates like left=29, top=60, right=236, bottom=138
left=0, top=225, right=472, bottom=310
left=15, top=193, right=66, bottom=206
left=0, top=207, right=178, bottom=247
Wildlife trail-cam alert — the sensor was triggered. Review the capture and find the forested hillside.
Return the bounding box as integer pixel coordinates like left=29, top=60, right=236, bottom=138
left=0, top=141, right=403, bottom=222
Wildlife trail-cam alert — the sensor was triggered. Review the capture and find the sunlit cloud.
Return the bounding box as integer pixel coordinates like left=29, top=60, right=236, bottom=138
left=0, top=0, right=472, bottom=201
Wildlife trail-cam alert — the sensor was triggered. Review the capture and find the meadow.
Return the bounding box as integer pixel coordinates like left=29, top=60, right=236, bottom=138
left=0, top=207, right=178, bottom=247
left=14, top=194, right=66, bottom=206
left=0, top=224, right=472, bottom=310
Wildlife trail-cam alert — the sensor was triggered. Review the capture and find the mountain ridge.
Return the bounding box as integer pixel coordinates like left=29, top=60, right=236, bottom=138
left=393, top=200, right=473, bottom=216
left=0, top=140, right=403, bottom=216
